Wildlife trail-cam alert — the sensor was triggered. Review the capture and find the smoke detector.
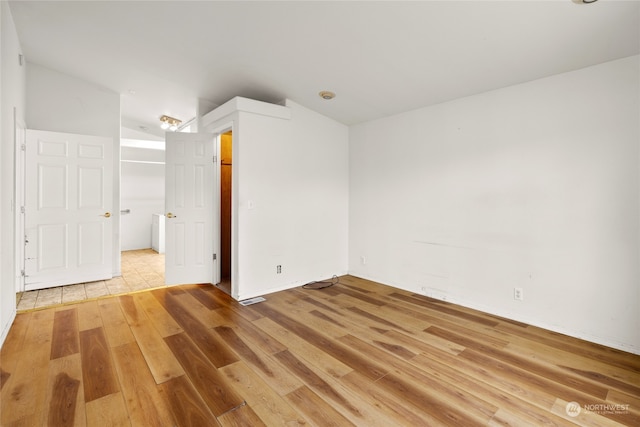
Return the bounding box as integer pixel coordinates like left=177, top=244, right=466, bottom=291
left=319, top=91, right=336, bottom=100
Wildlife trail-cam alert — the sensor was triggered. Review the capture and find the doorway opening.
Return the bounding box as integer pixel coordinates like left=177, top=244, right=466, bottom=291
left=217, top=130, right=232, bottom=295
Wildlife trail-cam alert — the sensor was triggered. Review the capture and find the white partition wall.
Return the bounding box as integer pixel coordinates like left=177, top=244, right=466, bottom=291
left=202, top=97, right=349, bottom=301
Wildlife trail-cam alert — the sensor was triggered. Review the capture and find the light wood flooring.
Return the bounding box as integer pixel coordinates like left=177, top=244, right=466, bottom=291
left=1, top=275, right=639, bottom=426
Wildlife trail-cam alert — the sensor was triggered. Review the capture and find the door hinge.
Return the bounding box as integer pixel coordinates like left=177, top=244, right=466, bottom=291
left=21, top=144, right=26, bottom=151
left=213, top=254, right=217, bottom=261
left=21, top=270, right=25, bottom=277
left=213, top=155, right=217, bottom=163
left=20, top=206, right=25, bottom=214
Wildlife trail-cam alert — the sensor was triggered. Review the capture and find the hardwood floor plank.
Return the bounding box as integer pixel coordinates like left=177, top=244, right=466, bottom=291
left=252, top=302, right=387, bottom=380
left=152, top=288, right=238, bottom=368
left=0, top=368, right=9, bottom=391
left=410, top=352, right=577, bottom=427
left=339, top=370, right=446, bottom=426
left=118, top=294, right=185, bottom=384
left=97, top=299, right=135, bottom=348
left=1, top=310, right=53, bottom=425
left=427, top=325, right=610, bottom=400
left=50, top=308, right=79, bottom=360
left=185, top=285, right=223, bottom=310
left=42, top=354, right=85, bottom=427
left=0, top=312, right=31, bottom=367
left=217, top=404, right=266, bottom=427
left=85, top=392, right=130, bottom=427
left=173, top=291, right=226, bottom=328
left=164, top=332, right=245, bottom=416
left=2, top=412, right=42, bottom=427
left=112, top=341, right=176, bottom=427
left=79, top=327, right=120, bottom=402
left=389, top=291, right=500, bottom=327
left=606, top=388, right=640, bottom=412
left=215, top=307, right=287, bottom=355
left=158, top=375, right=221, bottom=427
left=284, top=385, right=356, bottom=427
left=459, top=347, right=591, bottom=408
left=560, top=364, right=640, bottom=398
left=219, top=360, right=308, bottom=426
left=75, top=300, right=104, bottom=331
left=214, top=325, right=275, bottom=377
left=132, top=291, right=183, bottom=337
left=339, top=333, right=498, bottom=425
left=47, top=374, right=80, bottom=426
left=503, top=337, right=640, bottom=389
left=274, top=349, right=364, bottom=419
left=496, top=322, right=640, bottom=374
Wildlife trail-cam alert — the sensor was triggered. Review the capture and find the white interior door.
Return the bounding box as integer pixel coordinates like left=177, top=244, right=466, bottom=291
left=24, top=130, right=113, bottom=291
left=165, top=132, right=216, bottom=285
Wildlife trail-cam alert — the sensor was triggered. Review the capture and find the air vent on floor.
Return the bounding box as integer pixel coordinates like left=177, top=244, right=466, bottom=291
left=239, top=296, right=266, bottom=306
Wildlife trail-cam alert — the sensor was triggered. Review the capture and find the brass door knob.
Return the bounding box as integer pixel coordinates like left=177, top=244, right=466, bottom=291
left=166, top=213, right=176, bottom=218
left=101, top=212, right=111, bottom=218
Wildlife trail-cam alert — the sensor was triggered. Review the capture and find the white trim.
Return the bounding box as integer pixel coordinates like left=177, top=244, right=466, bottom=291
left=201, top=96, right=291, bottom=128
left=121, top=160, right=165, bottom=165
left=121, top=138, right=165, bottom=150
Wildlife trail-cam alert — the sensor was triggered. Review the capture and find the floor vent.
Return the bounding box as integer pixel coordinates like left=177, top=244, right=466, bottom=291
left=239, top=296, right=266, bottom=306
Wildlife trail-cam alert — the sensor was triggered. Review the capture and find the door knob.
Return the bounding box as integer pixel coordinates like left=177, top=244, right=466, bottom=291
left=166, top=213, right=176, bottom=218
left=101, top=212, right=111, bottom=218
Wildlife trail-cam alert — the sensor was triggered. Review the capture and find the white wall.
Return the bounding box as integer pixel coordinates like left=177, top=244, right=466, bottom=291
left=0, top=2, right=26, bottom=347
left=120, top=146, right=165, bottom=250
left=26, top=63, right=122, bottom=276
left=205, top=98, right=349, bottom=300
left=349, top=56, right=640, bottom=353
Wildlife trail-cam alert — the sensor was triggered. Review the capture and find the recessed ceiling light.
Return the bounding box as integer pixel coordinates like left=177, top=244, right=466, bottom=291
left=319, top=91, right=336, bottom=100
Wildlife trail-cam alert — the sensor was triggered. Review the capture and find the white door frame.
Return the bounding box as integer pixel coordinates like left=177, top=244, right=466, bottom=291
left=209, top=123, right=235, bottom=297
left=13, top=109, right=26, bottom=293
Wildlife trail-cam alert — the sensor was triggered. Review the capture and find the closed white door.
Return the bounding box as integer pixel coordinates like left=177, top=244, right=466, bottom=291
left=24, top=130, right=113, bottom=291
left=165, top=132, right=216, bottom=285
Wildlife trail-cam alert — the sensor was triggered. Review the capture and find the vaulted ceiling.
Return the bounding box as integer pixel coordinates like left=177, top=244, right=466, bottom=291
left=8, top=0, right=639, bottom=136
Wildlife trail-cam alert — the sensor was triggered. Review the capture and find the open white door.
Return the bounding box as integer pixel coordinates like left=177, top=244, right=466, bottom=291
left=165, top=132, right=216, bottom=285
left=24, top=130, right=113, bottom=291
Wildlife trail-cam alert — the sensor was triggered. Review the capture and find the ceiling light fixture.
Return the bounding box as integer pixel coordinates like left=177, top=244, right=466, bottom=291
left=319, top=91, right=336, bottom=100
left=160, top=115, right=182, bottom=132
left=572, top=0, right=598, bottom=3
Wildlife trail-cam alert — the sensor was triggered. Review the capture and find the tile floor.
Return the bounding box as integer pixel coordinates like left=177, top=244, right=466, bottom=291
left=16, top=249, right=165, bottom=311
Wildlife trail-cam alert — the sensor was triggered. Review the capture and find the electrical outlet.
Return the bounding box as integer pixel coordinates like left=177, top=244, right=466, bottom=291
left=514, top=287, right=524, bottom=301
left=360, top=256, right=366, bottom=265
left=276, top=265, right=282, bottom=274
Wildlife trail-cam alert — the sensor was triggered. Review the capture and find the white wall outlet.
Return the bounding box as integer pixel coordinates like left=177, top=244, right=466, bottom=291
left=360, top=255, right=366, bottom=265
left=276, top=265, right=282, bottom=274
left=514, top=287, right=524, bottom=301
